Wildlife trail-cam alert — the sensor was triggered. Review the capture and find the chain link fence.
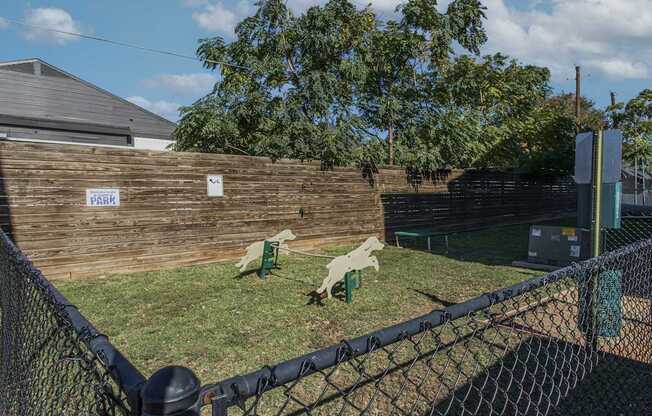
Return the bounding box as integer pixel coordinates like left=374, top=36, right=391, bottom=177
left=604, top=216, right=652, bottom=252
left=202, top=239, right=652, bottom=415
left=604, top=205, right=652, bottom=252
left=2, top=216, right=652, bottom=415
left=0, top=232, right=144, bottom=415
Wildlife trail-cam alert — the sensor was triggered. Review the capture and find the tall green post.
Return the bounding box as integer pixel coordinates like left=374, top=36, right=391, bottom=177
left=592, top=129, right=603, bottom=257
left=587, top=129, right=604, bottom=350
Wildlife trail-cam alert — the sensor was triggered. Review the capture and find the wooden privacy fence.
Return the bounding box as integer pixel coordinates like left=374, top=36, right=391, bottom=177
left=0, top=141, right=575, bottom=279
left=382, top=171, right=577, bottom=239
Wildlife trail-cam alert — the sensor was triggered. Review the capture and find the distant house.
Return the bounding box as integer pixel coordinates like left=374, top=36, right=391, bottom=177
left=0, top=58, right=176, bottom=150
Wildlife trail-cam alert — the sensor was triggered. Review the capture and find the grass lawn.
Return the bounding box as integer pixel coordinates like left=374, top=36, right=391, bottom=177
left=55, top=222, right=545, bottom=385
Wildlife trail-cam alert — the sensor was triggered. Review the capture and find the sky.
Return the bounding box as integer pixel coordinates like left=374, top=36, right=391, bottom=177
left=1, top=0, right=650, bottom=122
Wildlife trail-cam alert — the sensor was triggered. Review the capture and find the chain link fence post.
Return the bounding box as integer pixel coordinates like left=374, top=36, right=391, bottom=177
left=141, top=366, right=202, bottom=416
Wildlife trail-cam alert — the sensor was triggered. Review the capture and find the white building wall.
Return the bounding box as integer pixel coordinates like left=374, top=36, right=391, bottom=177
left=133, top=137, right=174, bottom=150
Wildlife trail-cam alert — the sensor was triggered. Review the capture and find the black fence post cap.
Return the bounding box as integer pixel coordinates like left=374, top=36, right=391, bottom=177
left=141, top=366, right=201, bottom=415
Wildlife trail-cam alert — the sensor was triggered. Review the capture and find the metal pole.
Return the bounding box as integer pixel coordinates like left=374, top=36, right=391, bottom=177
left=635, top=156, right=639, bottom=205
left=644, top=160, right=647, bottom=205
left=592, top=129, right=604, bottom=257
left=141, top=366, right=201, bottom=416
left=586, top=129, right=604, bottom=352
left=575, top=66, right=581, bottom=135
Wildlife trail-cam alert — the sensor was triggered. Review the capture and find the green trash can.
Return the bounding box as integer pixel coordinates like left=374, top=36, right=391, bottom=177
left=578, top=269, right=622, bottom=337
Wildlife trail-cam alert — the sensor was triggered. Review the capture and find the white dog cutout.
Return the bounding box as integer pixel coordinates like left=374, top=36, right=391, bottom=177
left=317, top=236, right=384, bottom=298
left=235, top=230, right=297, bottom=272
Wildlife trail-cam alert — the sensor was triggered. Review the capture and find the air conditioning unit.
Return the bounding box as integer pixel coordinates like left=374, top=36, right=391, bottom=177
left=527, top=225, right=591, bottom=267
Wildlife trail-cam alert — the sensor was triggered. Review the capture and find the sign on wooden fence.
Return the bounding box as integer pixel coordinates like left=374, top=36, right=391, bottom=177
left=207, top=175, right=224, bottom=197
left=86, top=189, right=120, bottom=207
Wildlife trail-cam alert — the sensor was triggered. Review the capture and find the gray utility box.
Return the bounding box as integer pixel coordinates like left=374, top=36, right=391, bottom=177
left=575, top=129, right=623, bottom=229
left=527, top=225, right=591, bottom=267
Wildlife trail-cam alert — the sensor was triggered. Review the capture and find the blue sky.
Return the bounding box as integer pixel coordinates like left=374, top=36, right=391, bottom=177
left=1, top=0, right=650, bottom=121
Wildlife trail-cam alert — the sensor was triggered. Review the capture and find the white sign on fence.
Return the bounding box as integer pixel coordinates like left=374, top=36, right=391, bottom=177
left=207, top=175, right=224, bottom=197
left=86, top=189, right=120, bottom=207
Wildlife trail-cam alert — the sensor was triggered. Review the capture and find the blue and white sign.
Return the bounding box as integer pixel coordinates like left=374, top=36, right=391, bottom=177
left=86, top=188, right=120, bottom=207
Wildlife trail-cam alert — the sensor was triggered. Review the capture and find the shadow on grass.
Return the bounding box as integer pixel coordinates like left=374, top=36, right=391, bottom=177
left=306, top=282, right=349, bottom=306
left=412, top=288, right=457, bottom=307
left=235, top=265, right=289, bottom=279
left=394, top=217, right=578, bottom=268
left=277, top=332, right=652, bottom=416
left=235, top=269, right=260, bottom=279
left=431, top=336, right=652, bottom=416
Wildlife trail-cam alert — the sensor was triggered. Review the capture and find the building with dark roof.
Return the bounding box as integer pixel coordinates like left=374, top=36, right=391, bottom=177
left=0, top=58, right=176, bottom=150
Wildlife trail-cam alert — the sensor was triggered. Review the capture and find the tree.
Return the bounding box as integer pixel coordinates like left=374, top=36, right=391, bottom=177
left=620, top=90, right=652, bottom=164
left=617, top=90, right=652, bottom=200
left=174, top=0, right=373, bottom=166
left=425, top=53, right=553, bottom=171
left=173, top=0, right=488, bottom=168
left=174, top=0, right=598, bottom=176
left=357, top=0, right=487, bottom=165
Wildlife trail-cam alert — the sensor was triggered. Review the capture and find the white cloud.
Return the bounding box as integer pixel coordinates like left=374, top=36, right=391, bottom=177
left=23, top=7, right=81, bottom=45
left=143, top=73, right=216, bottom=96
left=188, top=0, right=407, bottom=35
left=0, top=17, right=8, bottom=30
left=482, top=0, right=652, bottom=81
left=184, top=0, right=652, bottom=81
left=588, top=59, right=649, bottom=80
left=192, top=1, right=252, bottom=35
left=127, top=96, right=181, bottom=122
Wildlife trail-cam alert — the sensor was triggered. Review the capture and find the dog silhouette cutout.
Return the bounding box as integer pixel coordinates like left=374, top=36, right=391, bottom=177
left=317, top=236, right=384, bottom=298
left=235, top=230, right=296, bottom=272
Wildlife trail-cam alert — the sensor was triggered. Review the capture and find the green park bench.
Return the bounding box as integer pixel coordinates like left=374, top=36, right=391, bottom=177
left=394, top=230, right=450, bottom=252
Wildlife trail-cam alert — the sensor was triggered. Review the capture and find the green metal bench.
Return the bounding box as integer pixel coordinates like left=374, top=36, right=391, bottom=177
left=394, top=230, right=450, bottom=252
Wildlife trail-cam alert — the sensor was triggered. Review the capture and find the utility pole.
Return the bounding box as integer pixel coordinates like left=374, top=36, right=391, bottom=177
left=610, top=91, right=619, bottom=129
left=635, top=155, right=639, bottom=204
left=575, top=66, right=581, bottom=134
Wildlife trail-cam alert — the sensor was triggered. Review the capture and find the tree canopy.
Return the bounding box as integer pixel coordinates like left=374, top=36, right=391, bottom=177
left=173, top=0, right=610, bottom=175
left=608, top=89, right=652, bottom=166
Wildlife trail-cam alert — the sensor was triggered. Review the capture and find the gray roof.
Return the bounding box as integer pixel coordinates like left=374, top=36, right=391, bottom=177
left=622, top=166, right=652, bottom=180
left=0, top=58, right=176, bottom=140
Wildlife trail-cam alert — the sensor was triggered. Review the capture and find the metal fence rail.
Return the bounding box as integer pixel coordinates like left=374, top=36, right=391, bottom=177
left=0, top=232, right=145, bottom=415
left=202, top=240, right=652, bottom=415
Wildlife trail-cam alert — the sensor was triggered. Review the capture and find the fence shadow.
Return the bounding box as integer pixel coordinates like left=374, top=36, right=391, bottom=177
left=382, top=170, right=576, bottom=240
left=431, top=334, right=652, bottom=415
left=382, top=170, right=577, bottom=268
left=392, top=219, right=575, bottom=269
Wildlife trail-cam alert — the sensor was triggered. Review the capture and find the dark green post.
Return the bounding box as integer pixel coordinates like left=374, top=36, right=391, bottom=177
left=258, top=240, right=277, bottom=279
left=344, top=271, right=361, bottom=304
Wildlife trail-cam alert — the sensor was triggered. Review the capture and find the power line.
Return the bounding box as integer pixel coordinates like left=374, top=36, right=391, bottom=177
left=2, top=17, right=248, bottom=70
